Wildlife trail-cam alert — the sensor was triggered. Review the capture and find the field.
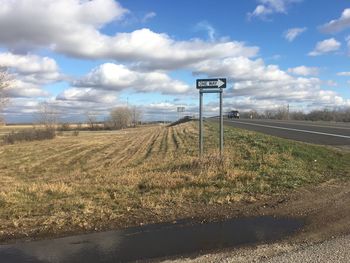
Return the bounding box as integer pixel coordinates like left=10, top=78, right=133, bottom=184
left=0, top=121, right=349, bottom=242
left=0, top=124, right=33, bottom=138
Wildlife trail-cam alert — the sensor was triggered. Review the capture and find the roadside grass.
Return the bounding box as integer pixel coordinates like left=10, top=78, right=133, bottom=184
left=0, top=121, right=349, bottom=240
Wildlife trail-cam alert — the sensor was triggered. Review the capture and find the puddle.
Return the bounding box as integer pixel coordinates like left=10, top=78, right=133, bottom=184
left=0, top=216, right=303, bottom=262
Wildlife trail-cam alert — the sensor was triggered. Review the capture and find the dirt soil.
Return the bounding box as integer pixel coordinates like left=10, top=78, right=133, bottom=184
left=160, top=179, right=350, bottom=262
left=170, top=178, right=350, bottom=245
left=188, top=178, right=350, bottom=244
left=2, top=178, right=350, bottom=250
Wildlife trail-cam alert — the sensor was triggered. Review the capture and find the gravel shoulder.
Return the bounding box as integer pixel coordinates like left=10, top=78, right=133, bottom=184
left=265, top=235, right=350, bottom=263
left=162, top=179, right=350, bottom=262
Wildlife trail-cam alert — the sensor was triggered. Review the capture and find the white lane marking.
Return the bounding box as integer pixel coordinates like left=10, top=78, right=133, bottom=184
left=247, top=120, right=350, bottom=130
left=226, top=120, right=350, bottom=139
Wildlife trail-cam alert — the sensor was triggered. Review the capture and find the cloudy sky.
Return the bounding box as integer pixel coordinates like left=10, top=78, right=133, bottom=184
left=1, top=0, right=350, bottom=122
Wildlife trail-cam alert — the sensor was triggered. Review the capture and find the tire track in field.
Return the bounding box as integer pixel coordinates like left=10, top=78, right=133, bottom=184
left=171, top=127, right=180, bottom=150
left=128, top=128, right=163, bottom=166
left=111, top=127, right=159, bottom=167
left=148, top=127, right=166, bottom=156
left=158, top=128, right=169, bottom=154
left=180, top=124, right=197, bottom=149
left=165, top=127, right=174, bottom=153
left=85, top=133, right=139, bottom=167
left=2, top=140, right=83, bottom=168
left=25, top=144, right=95, bottom=173
left=174, top=126, right=188, bottom=149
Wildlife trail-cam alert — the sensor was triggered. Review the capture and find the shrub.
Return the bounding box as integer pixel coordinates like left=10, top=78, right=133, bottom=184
left=2, top=128, right=56, bottom=144
left=58, top=123, right=71, bottom=131
left=72, top=130, right=80, bottom=136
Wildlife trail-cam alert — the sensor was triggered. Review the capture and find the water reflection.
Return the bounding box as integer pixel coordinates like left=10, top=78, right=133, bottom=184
left=0, top=216, right=303, bottom=262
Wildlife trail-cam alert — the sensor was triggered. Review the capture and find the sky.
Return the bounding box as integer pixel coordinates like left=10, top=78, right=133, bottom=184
left=1, top=0, right=350, bottom=123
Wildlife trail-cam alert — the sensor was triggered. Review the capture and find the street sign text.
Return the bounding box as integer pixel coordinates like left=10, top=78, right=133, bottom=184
left=196, top=78, right=226, bottom=89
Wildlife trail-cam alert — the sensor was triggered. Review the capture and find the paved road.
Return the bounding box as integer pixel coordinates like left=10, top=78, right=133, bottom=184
left=223, top=119, right=350, bottom=145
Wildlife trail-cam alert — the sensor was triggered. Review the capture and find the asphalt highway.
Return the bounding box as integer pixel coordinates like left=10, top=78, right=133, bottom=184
left=223, top=119, right=350, bottom=145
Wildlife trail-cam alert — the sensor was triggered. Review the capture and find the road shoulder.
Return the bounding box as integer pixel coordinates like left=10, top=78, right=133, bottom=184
left=163, top=179, right=350, bottom=262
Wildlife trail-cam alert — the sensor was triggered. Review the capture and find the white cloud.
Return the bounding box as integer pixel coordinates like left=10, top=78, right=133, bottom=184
left=140, top=102, right=199, bottom=121
left=4, top=81, right=49, bottom=98
left=193, top=56, right=291, bottom=82
left=195, top=21, right=216, bottom=41
left=337, top=72, right=350, bottom=76
left=320, top=8, right=350, bottom=34
left=3, top=97, right=117, bottom=123
left=127, top=31, right=258, bottom=70
left=224, top=96, right=287, bottom=112
left=249, top=5, right=273, bottom=19
left=287, top=66, right=319, bottom=76
left=3, top=98, right=41, bottom=116
left=248, top=0, right=302, bottom=20
left=0, top=52, right=62, bottom=98
left=230, top=79, right=349, bottom=108
left=308, top=38, right=341, bottom=56
left=1, top=0, right=349, bottom=121
left=141, top=12, right=156, bottom=23
left=73, top=63, right=190, bottom=94
left=0, top=53, right=58, bottom=75
left=230, top=77, right=320, bottom=100
left=0, top=52, right=61, bottom=84
left=325, top=80, right=338, bottom=87
left=4, top=97, right=193, bottom=123
left=0, top=0, right=128, bottom=51
left=56, top=88, right=117, bottom=104
left=0, top=0, right=258, bottom=70
left=191, top=55, right=350, bottom=109
left=283, top=27, right=307, bottom=42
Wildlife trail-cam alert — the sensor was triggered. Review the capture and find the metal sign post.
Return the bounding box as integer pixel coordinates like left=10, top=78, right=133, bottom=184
left=199, top=91, right=203, bottom=155
left=196, top=78, right=226, bottom=157
left=220, top=89, right=223, bottom=153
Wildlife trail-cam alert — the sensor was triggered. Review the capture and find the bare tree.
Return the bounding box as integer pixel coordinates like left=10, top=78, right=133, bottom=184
left=131, top=106, right=142, bottom=127
left=37, top=101, right=59, bottom=130
left=85, top=111, right=98, bottom=130
left=274, top=106, right=289, bottom=120
left=110, top=107, right=132, bottom=129
left=0, top=68, right=12, bottom=125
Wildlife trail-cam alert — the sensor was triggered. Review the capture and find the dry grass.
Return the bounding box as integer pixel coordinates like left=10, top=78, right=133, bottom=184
left=0, top=121, right=349, bottom=241
left=0, top=124, right=33, bottom=138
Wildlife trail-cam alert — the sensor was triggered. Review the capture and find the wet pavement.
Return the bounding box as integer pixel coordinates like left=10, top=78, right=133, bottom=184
left=0, top=216, right=303, bottom=262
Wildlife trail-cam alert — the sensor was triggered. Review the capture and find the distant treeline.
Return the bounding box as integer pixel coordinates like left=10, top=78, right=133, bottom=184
left=240, top=107, right=350, bottom=122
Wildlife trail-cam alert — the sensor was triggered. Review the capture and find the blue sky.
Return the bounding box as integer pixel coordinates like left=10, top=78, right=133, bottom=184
left=1, top=0, right=350, bottom=122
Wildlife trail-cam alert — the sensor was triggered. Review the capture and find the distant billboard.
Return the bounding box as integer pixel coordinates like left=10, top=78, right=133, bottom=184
left=177, top=107, right=185, bottom=112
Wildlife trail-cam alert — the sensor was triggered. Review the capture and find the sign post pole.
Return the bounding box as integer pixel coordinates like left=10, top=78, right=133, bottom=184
left=199, top=91, right=203, bottom=157
left=196, top=78, right=226, bottom=157
left=219, top=89, right=223, bottom=155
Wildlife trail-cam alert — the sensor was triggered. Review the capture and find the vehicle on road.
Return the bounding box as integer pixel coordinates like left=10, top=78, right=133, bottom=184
left=228, top=110, right=240, bottom=119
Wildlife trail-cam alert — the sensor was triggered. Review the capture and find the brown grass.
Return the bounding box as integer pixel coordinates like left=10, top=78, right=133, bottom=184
left=0, top=121, right=349, bottom=241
